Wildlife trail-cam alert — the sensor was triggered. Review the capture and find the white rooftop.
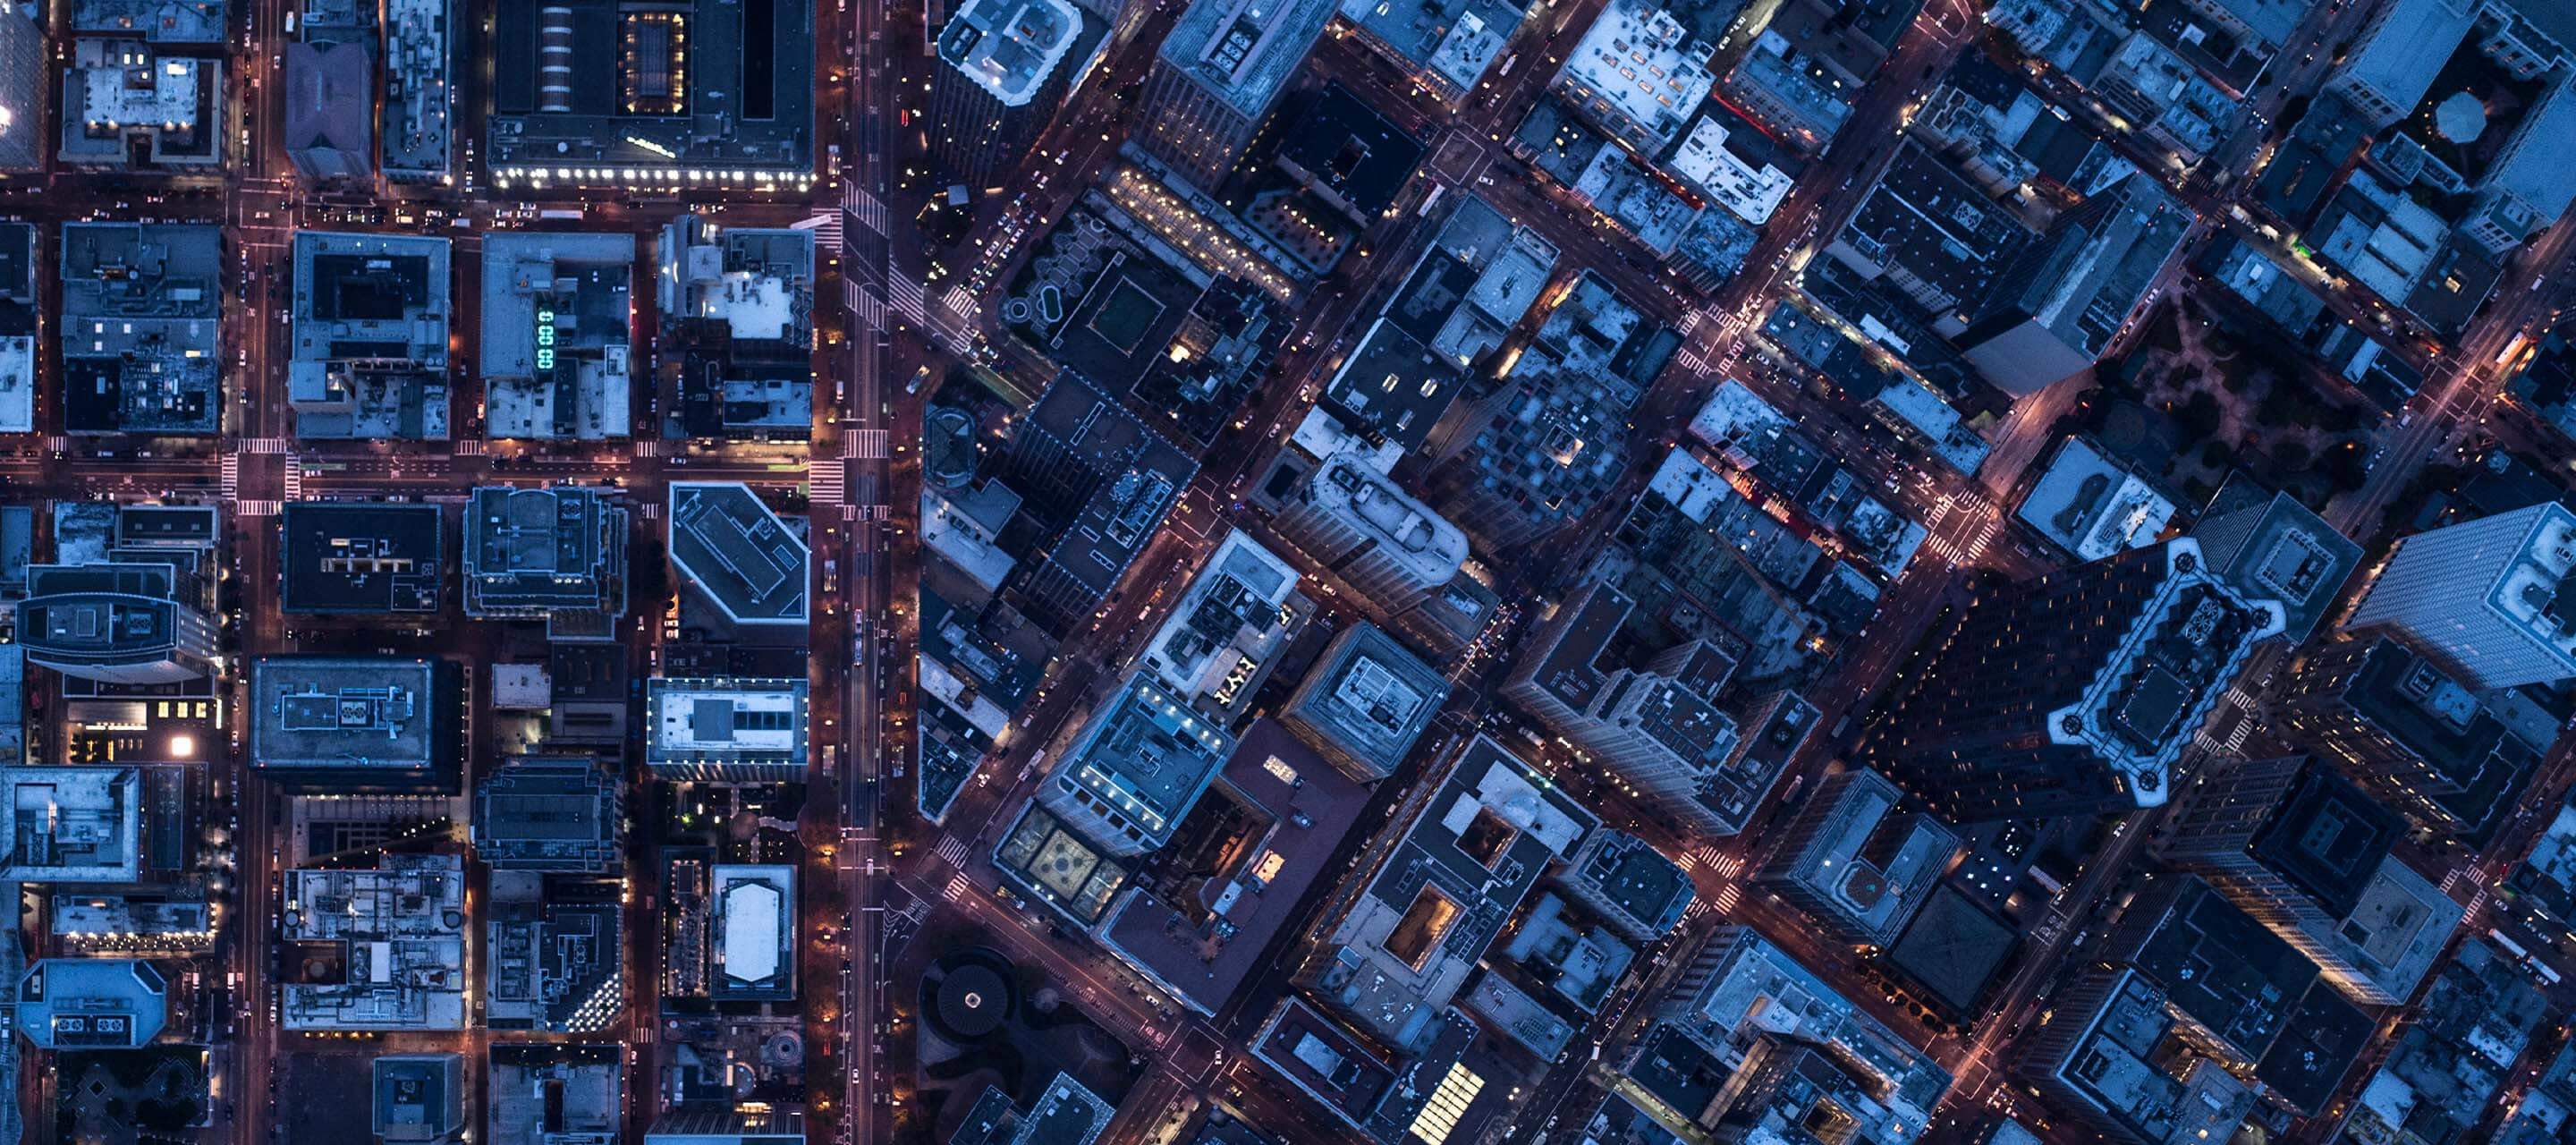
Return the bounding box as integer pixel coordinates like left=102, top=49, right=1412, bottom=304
left=1670, top=114, right=1793, bottom=225
left=1559, top=0, right=1714, bottom=148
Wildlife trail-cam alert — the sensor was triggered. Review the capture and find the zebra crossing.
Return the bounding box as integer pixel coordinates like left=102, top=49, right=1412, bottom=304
left=847, top=284, right=888, bottom=332
left=795, top=211, right=843, bottom=252
left=236, top=500, right=282, bottom=517
left=282, top=459, right=303, bottom=501
left=243, top=437, right=290, bottom=454
left=886, top=274, right=929, bottom=326
left=1676, top=342, right=1717, bottom=377
left=219, top=454, right=239, bottom=500
left=936, top=835, right=970, bottom=868
left=809, top=460, right=844, bottom=506
left=847, top=429, right=890, bottom=459
left=841, top=181, right=891, bottom=237
left=452, top=438, right=486, bottom=456
left=942, top=285, right=975, bottom=319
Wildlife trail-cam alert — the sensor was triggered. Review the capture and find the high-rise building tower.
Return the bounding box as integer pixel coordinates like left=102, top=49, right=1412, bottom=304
left=1755, top=768, right=1960, bottom=948
left=1503, top=582, right=1816, bottom=836
left=2159, top=755, right=2463, bottom=1005
left=1135, top=0, right=1335, bottom=188
left=2346, top=502, right=2576, bottom=690
left=1865, top=539, right=2284, bottom=822
left=1268, top=448, right=1470, bottom=613
left=2275, top=635, right=2544, bottom=844
left=20, top=562, right=218, bottom=684
left=1958, top=173, right=2191, bottom=395
left=929, top=0, right=1095, bottom=190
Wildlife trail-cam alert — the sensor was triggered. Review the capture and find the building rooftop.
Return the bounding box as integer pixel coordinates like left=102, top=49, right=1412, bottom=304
left=288, top=231, right=451, bottom=439
left=1309, top=734, right=1597, bottom=1050
left=480, top=231, right=635, bottom=441
left=2015, top=437, right=2177, bottom=562
left=20, top=561, right=211, bottom=684
left=668, top=482, right=809, bottom=625
left=1827, top=140, right=2030, bottom=318
left=1561, top=829, right=1693, bottom=940
left=464, top=486, right=629, bottom=636
left=60, top=39, right=223, bottom=170
left=1160, top=0, right=1335, bottom=117
left=372, top=1054, right=465, bottom=1144
left=2290, top=634, right=2543, bottom=841
left=1292, top=451, right=1470, bottom=587
left=2107, top=877, right=2321, bottom=1064
left=250, top=657, right=458, bottom=788
left=1676, top=926, right=1952, bottom=1127
left=939, top=0, right=1081, bottom=107
left=1101, top=720, right=1369, bottom=1015
left=13, top=959, right=166, bottom=1048
left=1555, top=0, right=1717, bottom=148
left=284, top=38, right=371, bottom=179
left=1051, top=674, right=1235, bottom=847
left=380, top=0, right=450, bottom=178
left=1322, top=319, right=1462, bottom=454
left=488, top=1046, right=622, bottom=1145
left=710, top=864, right=794, bottom=999
left=2339, top=937, right=2546, bottom=1145
left=1501, top=892, right=1635, bottom=1011
left=1885, top=884, right=2015, bottom=1014
left=487, top=0, right=814, bottom=185
left=283, top=854, right=467, bottom=1030
left=1138, top=530, right=1309, bottom=720
left=2021, top=968, right=2253, bottom=1145
left=58, top=222, right=220, bottom=436
left=1338, top=0, right=1528, bottom=94
left=1275, top=83, right=1426, bottom=219
left=644, top=677, right=809, bottom=776
left=0, top=766, right=141, bottom=883
left=2047, top=539, right=2287, bottom=809
left=1278, top=622, right=1449, bottom=781
left=487, top=872, right=623, bottom=1033
left=473, top=757, right=623, bottom=873
left=71, top=0, right=223, bottom=40
left=1760, top=767, right=1958, bottom=946
left=281, top=502, right=445, bottom=614
left=2192, top=479, right=2360, bottom=644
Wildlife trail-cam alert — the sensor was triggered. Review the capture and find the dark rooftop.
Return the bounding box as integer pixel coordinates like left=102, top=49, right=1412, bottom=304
left=280, top=502, right=445, bottom=615
left=1100, top=720, right=1369, bottom=1014
left=1885, top=883, right=2016, bottom=1014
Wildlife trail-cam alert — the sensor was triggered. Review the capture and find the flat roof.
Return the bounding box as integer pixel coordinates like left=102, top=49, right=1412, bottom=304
left=1159, top=0, right=1335, bottom=117
left=1885, top=883, right=2015, bottom=1014
left=281, top=501, right=445, bottom=614
left=1315, top=735, right=1596, bottom=1047
left=291, top=230, right=451, bottom=365
left=711, top=864, right=794, bottom=997
left=1100, top=721, right=1368, bottom=1014
left=250, top=656, right=447, bottom=772
left=487, top=0, right=815, bottom=182
left=646, top=677, right=809, bottom=766
left=463, top=485, right=626, bottom=621
left=0, top=766, right=143, bottom=883
left=14, top=959, right=167, bottom=1048
left=2114, top=878, right=2318, bottom=1063
left=1280, top=622, right=1449, bottom=777
left=937, top=0, right=1082, bottom=107
left=1056, top=674, right=1234, bottom=839
left=669, top=482, right=809, bottom=624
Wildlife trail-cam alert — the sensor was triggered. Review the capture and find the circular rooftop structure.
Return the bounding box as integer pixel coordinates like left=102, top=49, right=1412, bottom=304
left=2436, top=91, right=2488, bottom=143
left=925, top=948, right=1016, bottom=1042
